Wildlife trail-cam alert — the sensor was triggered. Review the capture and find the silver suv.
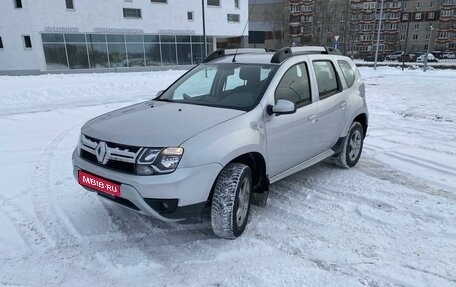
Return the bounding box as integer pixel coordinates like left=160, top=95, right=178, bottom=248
left=385, top=51, right=404, bottom=61
left=72, top=46, right=368, bottom=239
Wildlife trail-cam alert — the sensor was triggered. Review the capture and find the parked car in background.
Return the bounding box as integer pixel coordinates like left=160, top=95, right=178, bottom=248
left=431, top=51, right=444, bottom=59
left=442, top=52, right=456, bottom=59
left=364, top=55, right=384, bottom=62
left=385, top=51, right=404, bottom=61
left=412, top=52, right=425, bottom=59
left=416, top=53, right=438, bottom=63
left=398, top=53, right=417, bottom=62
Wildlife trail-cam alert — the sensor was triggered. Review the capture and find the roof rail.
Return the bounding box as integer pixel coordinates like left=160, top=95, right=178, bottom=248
left=270, top=46, right=343, bottom=63
left=202, top=48, right=268, bottom=63
left=270, top=47, right=292, bottom=63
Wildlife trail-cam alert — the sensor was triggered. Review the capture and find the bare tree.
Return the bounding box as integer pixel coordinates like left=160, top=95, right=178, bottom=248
left=264, top=4, right=290, bottom=48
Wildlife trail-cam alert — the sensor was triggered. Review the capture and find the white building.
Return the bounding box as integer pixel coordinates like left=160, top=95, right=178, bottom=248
left=0, top=0, right=248, bottom=74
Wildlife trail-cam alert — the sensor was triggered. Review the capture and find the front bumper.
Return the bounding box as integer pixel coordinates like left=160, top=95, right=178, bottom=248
left=72, top=149, right=223, bottom=221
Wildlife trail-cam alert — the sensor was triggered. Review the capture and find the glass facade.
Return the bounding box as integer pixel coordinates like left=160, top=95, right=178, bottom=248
left=41, top=33, right=214, bottom=70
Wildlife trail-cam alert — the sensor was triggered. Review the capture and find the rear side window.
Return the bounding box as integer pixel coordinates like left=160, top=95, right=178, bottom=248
left=337, top=60, right=355, bottom=88
left=312, top=61, right=339, bottom=99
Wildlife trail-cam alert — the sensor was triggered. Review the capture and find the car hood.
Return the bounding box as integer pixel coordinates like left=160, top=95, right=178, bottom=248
left=82, top=100, right=245, bottom=147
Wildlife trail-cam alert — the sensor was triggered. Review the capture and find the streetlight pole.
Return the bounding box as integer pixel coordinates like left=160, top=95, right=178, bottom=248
left=202, top=0, right=207, bottom=58
left=401, top=11, right=410, bottom=71
left=374, top=0, right=384, bottom=70
left=423, top=24, right=434, bottom=72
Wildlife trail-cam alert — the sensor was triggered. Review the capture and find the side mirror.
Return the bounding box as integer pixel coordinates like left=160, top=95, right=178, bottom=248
left=267, top=99, right=296, bottom=116
left=154, top=90, right=164, bottom=99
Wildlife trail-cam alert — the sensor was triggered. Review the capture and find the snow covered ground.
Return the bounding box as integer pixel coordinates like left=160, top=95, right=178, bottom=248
left=0, top=67, right=455, bottom=287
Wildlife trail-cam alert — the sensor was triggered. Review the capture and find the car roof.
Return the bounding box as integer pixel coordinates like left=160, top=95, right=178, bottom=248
left=203, top=46, right=345, bottom=65
left=209, top=53, right=278, bottom=65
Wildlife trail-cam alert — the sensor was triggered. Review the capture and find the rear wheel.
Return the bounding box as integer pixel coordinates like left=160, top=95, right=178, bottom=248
left=334, top=121, right=364, bottom=168
left=211, top=163, right=252, bottom=239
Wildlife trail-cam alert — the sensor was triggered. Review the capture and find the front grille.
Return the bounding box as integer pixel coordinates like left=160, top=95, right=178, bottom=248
left=80, top=134, right=141, bottom=174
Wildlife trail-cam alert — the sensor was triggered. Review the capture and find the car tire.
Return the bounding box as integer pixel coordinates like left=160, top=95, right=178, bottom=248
left=334, top=121, right=364, bottom=169
left=211, top=163, right=252, bottom=239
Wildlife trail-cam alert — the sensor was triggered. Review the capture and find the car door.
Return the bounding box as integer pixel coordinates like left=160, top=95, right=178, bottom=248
left=312, top=60, right=350, bottom=151
left=265, top=62, right=322, bottom=177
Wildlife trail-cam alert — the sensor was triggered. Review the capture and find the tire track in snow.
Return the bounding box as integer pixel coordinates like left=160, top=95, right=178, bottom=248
left=251, top=170, right=456, bottom=286
left=384, top=150, right=456, bottom=176
left=249, top=207, right=381, bottom=286
left=31, top=127, right=82, bottom=248
left=0, top=194, right=53, bottom=251
left=357, top=160, right=456, bottom=200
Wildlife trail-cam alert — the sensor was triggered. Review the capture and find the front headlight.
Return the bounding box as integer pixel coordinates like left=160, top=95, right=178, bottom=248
left=136, top=147, right=184, bottom=175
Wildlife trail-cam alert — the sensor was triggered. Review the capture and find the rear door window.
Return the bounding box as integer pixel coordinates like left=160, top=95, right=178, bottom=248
left=312, top=61, right=340, bottom=99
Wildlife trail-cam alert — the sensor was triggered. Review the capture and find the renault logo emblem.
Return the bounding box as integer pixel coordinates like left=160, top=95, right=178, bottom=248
left=95, top=141, right=109, bottom=164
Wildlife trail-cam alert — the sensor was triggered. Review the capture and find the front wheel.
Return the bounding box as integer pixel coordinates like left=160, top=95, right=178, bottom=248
left=211, top=163, right=252, bottom=239
left=334, top=121, right=364, bottom=168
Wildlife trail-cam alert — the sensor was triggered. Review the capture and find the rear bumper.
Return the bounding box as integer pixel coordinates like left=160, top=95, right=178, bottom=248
left=72, top=149, right=222, bottom=221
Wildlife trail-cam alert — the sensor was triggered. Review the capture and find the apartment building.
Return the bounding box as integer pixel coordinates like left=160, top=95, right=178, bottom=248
left=262, top=0, right=455, bottom=57
left=0, top=0, right=248, bottom=74
left=436, top=0, right=456, bottom=51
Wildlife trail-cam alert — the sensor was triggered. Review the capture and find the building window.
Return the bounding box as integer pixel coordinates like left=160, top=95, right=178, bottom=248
left=414, top=23, right=420, bottom=29
left=66, top=0, right=74, bottom=9
left=23, top=35, right=32, bottom=48
left=413, top=34, right=419, bottom=40
left=41, top=32, right=212, bottom=70
left=415, top=12, right=422, bottom=20
left=151, top=0, right=167, bottom=2
left=0, top=36, right=3, bottom=49
left=428, top=11, right=435, bottom=19
left=187, top=11, right=193, bottom=21
left=400, top=35, right=406, bottom=41
left=208, top=0, right=220, bottom=6
left=234, top=0, right=239, bottom=8
left=227, top=14, right=240, bottom=22
left=290, top=5, right=299, bottom=13
left=438, top=32, right=449, bottom=39
left=123, top=8, right=141, bottom=18
left=402, top=13, right=409, bottom=21
left=14, top=0, right=22, bottom=8
left=430, top=1, right=436, bottom=7
left=416, top=1, right=422, bottom=8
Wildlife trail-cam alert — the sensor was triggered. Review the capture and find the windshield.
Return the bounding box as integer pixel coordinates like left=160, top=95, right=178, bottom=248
left=157, top=63, right=278, bottom=111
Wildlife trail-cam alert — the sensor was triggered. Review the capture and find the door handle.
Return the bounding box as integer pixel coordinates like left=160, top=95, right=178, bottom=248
left=308, top=115, right=318, bottom=123
left=340, top=102, right=347, bottom=110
